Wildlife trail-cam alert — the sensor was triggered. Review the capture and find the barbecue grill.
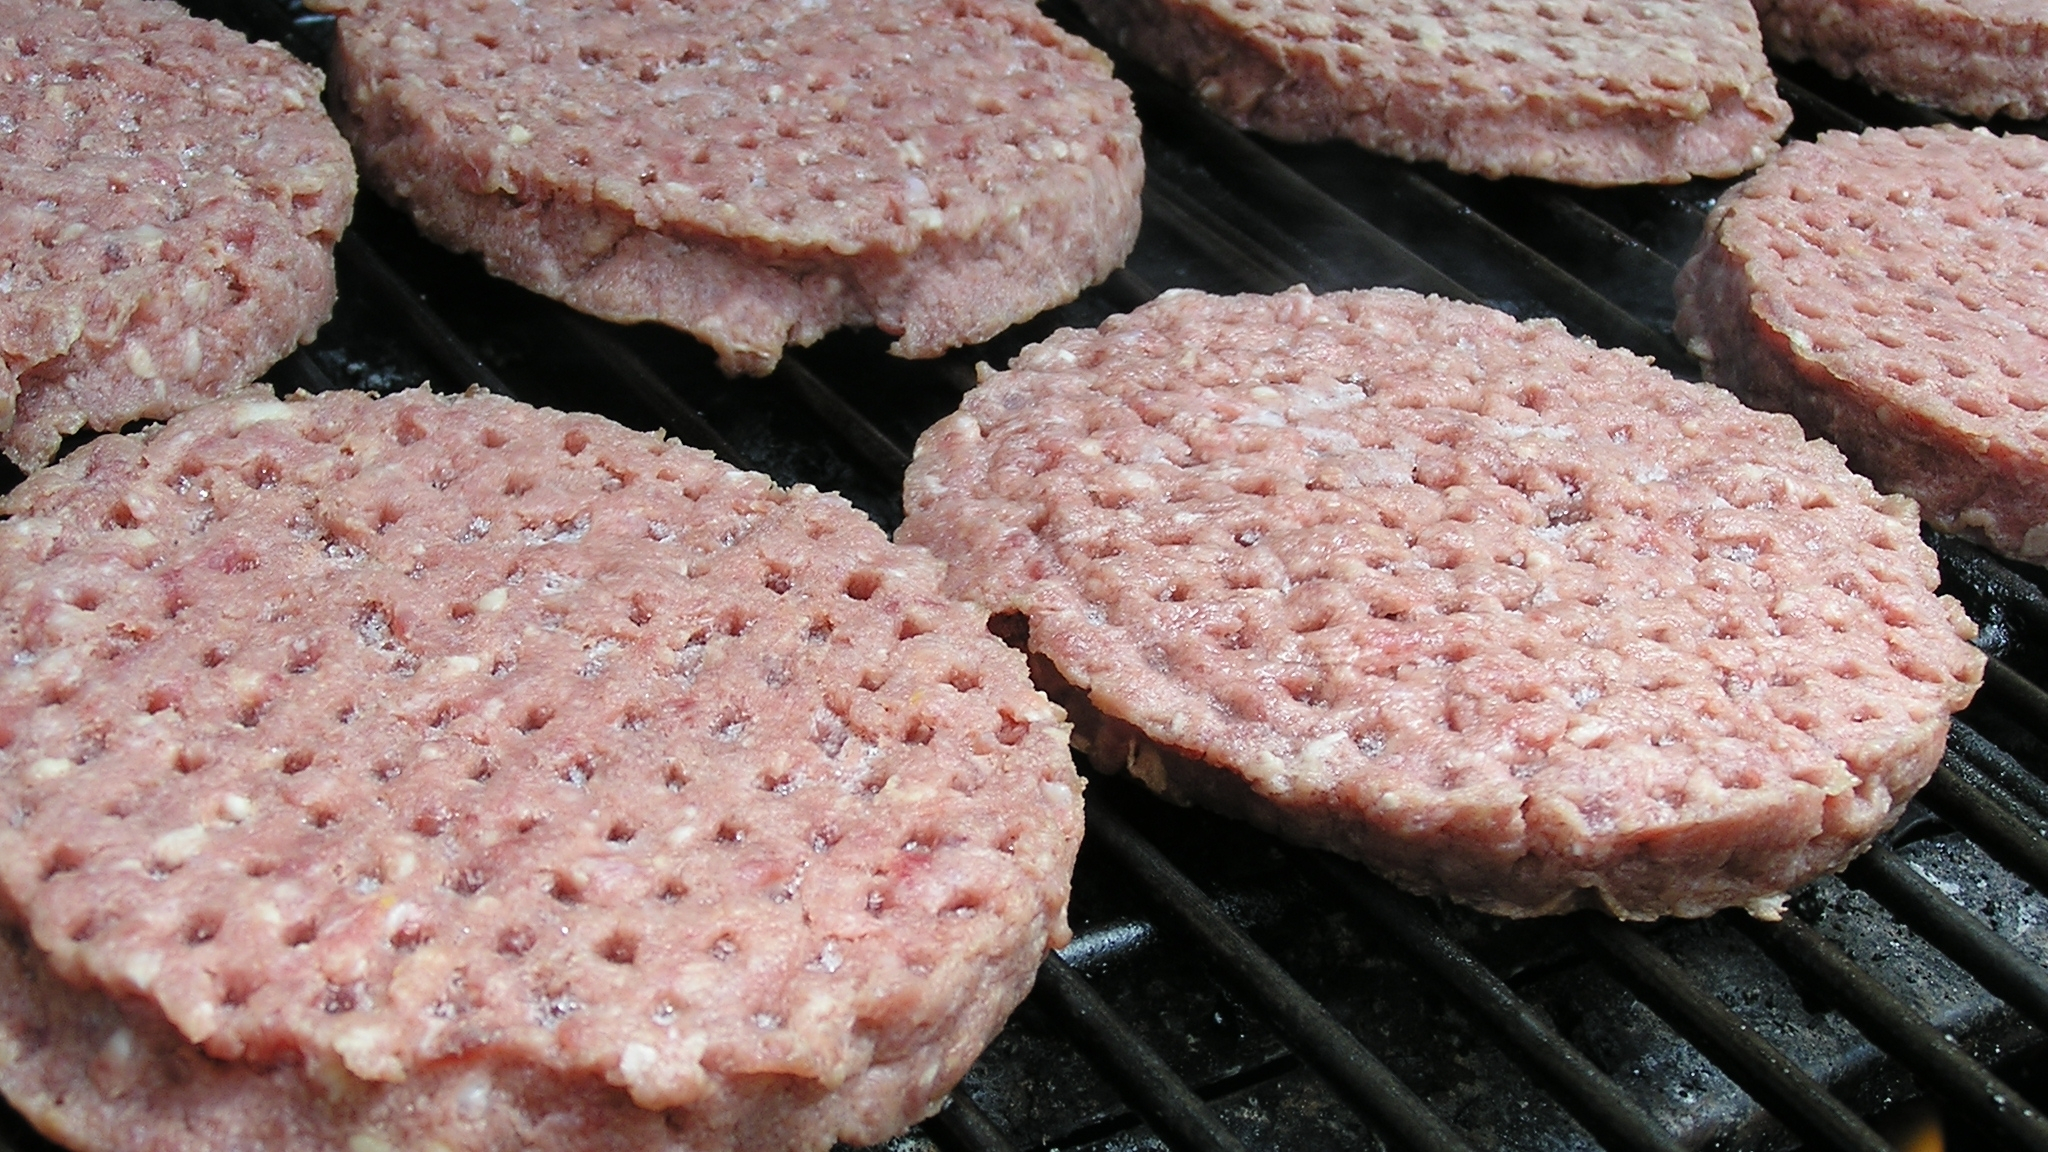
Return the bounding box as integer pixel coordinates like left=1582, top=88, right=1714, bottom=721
left=12, top=2, right=2048, bottom=1149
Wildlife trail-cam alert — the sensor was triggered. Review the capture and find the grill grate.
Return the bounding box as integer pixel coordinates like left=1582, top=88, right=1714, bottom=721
left=10, top=1, right=2048, bottom=1149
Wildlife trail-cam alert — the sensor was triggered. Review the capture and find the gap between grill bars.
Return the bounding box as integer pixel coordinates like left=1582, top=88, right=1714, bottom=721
left=23, top=1, right=2048, bottom=1150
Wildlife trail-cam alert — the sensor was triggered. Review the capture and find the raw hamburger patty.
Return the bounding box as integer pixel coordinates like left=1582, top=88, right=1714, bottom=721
left=900, top=287, right=1984, bottom=919
left=0, top=389, right=1083, bottom=1152
left=1756, top=0, right=2048, bottom=121
left=0, top=0, right=354, bottom=471
left=310, top=0, right=1143, bottom=377
left=1675, top=127, right=2048, bottom=563
left=1073, top=0, right=1790, bottom=185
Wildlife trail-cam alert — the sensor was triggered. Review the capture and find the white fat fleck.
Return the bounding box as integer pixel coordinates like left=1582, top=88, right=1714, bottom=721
left=475, top=587, right=509, bottom=613
left=26, top=757, right=73, bottom=781
left=125, top=343, right=157, bottom=380
left=1240, top=750, right=1288, bottom=791
left=505, top=124, right=533, bottom=145
left=220, top=794, right=252, bottom=822
left=1788, top=329, right=1813, bottom=353
left=1291, top=734, right=1347, bottom=791
left=2023, top=523, right=2048, bottom=557
left=100, top=1028, right=137, bottom=1066
left=384, top=902, right=419, bottom=933
left=150, top=825, right=208, bottom=868
left=349, top=1133, right=396, bottom=1152
left=1496, top=423, right=1569, bottom=440
left=437, top=655, right=482, bottom=676
left=1565, top=716, right=1611, bottom=746
left=1632, top=465, right=1670, bottom=484
left=1744, top=893, right=1789, bottom=921
left=1233, top=409, right=1286, bottom=428
left=455, top=1074, right=493, bottom=1120
left=334, top=1026, right=406, bottom=1082
left=908, top=206, right=944, bottom=232
left=619, top=1043, right=659, bottom=1082
left=120, top=950, right=162, bottom=991
left=231, top=399, right=294, bottom=429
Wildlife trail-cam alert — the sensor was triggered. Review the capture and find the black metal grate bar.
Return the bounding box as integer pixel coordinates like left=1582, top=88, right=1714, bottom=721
left=1097, top=267, right=1163, bottom=313
left=1580, top=917, right=1893, bottom=1152
left=775, top=353, right=913, bottom=480
left=556, top=314, right=739, bottom=462
left=926, top=1093, right=1023, bottom=1152
left=1740, top=915, right=2048, bottom=1149
left=268, top=347, right=335, bottom=396
left=1110, top=68, right=1476, bottom=301
left=1920, top=760, right=2048, bottom=894
left=1140, top=180, right=1307, bottom=295
left=1932, top=535, right=2048, bottom=632
left=1983, top=656, right=2048, bottom=733
left=1845, top=845, right=2048, bottom=1030
left=1771, top=76, right=1869, bottom=134
left=1382, top=171, right=1693, bottom=367
left=336, top=232, right=514, bottom=397
left=1084, top=801, right=1480, bottom=1152
left=1950, top=721, right=2048, bottom=823
left=1313, top=858, right=1683, bottom=1152
left=1034, top=954, right=1252, bottom=1152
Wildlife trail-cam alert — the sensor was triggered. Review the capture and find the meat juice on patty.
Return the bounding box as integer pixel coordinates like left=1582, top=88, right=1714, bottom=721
left=0, top=0, right=355, bottom=471
left=310, top=0, right=1144, bottom=375
left=0, top=388, right=1084, bottom=1152
left=901, top=287, right=1984, bottom=920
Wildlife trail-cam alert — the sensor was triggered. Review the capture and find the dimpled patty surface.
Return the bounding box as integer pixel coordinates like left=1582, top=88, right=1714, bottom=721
left=0, top=0, right=354, bottom=470
left=901, top=288, right=1983, bottom=919
left=0, top=388, right=1082, bottom=1152
left=311, top=0, right=1143, bottom=376
left=1756, top=0, right=2048, bottom=121
left=1073, top=0, right=1790, bottom=185
left=1676, top=127, right=2048, bottom=563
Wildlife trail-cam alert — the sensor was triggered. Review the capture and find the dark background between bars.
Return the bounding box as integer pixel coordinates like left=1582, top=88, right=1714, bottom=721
left=7, top=2, right=2048, bottom=1150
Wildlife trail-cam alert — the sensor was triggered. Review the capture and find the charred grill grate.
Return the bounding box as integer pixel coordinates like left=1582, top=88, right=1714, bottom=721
left=11, top=1, right=2048, bottom=1149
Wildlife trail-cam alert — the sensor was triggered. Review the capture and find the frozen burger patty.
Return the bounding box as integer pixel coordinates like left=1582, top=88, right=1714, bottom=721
left=0, top=388, right=1083, bottom=1152
left=901, top=287, right=1983, bottom=919
left=1073, top=0, right=1790, bottom=186
left=1676, top=127, right=2048, bottom=564
left=1756, top=0, right=2048, bottom=121
left=0, top=0, right=354, bottom=471
left=310, top=0, right=1143, bottom=376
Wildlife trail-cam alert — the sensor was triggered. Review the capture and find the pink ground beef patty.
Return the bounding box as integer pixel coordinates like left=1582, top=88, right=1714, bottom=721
left=1756, top=0, right=2048, bottom=121
left=1074, top=0, right=1790, bottom=186
left=1676, top=127, right=2048, bottom=564
left=0, top=388, right=1083, bottom=1152
left=0, top=0, right=354, bottom=470
left=901, top=287, right=1983, bottom=919
left=311, top=0, right=1143, bottom=376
